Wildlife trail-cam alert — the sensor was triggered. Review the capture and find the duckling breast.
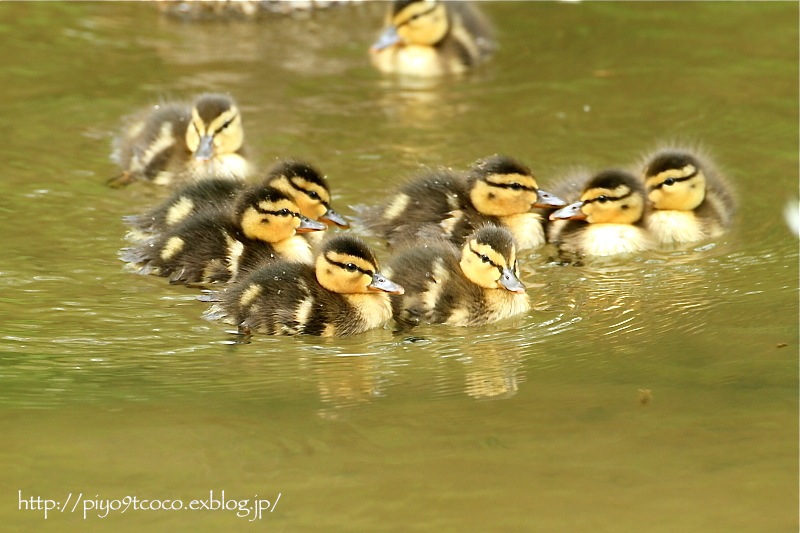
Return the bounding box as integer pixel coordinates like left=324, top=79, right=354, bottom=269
left=646, top=210, right=706, bottom=245
left=580, top=224, right=654, bottom=256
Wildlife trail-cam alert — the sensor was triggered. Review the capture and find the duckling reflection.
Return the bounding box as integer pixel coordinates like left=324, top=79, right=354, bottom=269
left=370, top=0, right=495, bottom=76
left=363, top=155, right=565, bottom=250
left=110, top=93, right=251, bottom=187
left=639, top=148, right=736, bottom=245
left=120, top=185, right=325, bottom=285
left=384, top=226, right=530, bottom=328
left=462, top=344, right=522, bottom=400
left=313, top=355, right=384, bottom=410
left=548, top=169, right=654, bottom=259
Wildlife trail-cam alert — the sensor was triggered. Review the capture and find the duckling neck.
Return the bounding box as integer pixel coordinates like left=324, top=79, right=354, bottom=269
left=272, top=235, right=314, bottom=263
left=344, top=292, right=393, bottom=330
left=497, top=212, right=546, bottom=250
left=581, top=224, right=653, bottom=256
left=483, top=288, right=531, bottom=323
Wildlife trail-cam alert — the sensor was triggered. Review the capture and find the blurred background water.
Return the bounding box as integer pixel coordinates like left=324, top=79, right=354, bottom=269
left=0, top=2, right=797, bottom=531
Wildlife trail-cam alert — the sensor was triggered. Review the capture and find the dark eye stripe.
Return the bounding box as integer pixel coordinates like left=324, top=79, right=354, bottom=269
left=397, top=4, right=438, bottom=27
left=488, top=181, right=537, bottom=192
left=469, top=245, right=504, bottom=272
left=326, top=256, right=373, bottom=276
left=257, top=208, right=299, bottom=218
left=288, top=181, right=329, bottom=207
left=650, top=169, right=698, bottom=190
left=214, top=114, right=237, bottom=135
left=583, top=190, right=633, bottom=205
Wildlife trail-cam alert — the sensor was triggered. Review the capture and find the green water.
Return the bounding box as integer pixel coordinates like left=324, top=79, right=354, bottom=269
left=0, top=2, right=797, bottom=531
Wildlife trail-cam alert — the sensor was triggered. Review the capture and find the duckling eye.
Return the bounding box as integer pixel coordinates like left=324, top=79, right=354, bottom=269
left=307, top=191, right=320, bottom=200
left=218, top=117, right=234, bottom=132
left=480, top=254, right=491, bottom=264
left=663, top=178, right=676, bottom=186
left=596, top=196, right=609, bottom=203
left=344, top=263, right=358, bottom=272
left=509, top=183, right=523, bottom=191
left=278, top=208, right=291, bottom=217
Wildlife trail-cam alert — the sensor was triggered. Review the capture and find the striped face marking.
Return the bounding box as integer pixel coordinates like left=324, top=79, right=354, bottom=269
left=578, top=184, right=644, bottom=225
left=471, top=173, right=541, bottom=217
left=645, top=164, right=706, bottom=212
left=393, top=1, right=449, bottom=46
left=316, top=252, right=376, bottom=294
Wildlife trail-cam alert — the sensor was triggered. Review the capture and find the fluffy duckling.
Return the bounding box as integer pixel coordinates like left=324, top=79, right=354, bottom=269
left=640, top=149, right=736, bottom=245
left=110, top=93, right=251, bottom=187
left=383, top=226, right=530, bottom=328
left=363, top=155, right=565, bottom=250
left=370, top=0, right=495, bottom=76
left=120, top=185, right=326, bottom=285
left=123, top=160, right=348, bottom=239
left=548, top=170, right=654, bottom=258
left=204, top=235, right=404, bottom=337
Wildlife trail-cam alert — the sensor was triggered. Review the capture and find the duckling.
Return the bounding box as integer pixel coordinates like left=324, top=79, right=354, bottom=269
left=120, top=185, right=326, bottom=285
left=548, top=169, right=654, bottom=258
left=370, top=0, right=495, bottom=76
left=640, top=149, right=736, bottom=245
left=109, top=93, right=251, bottom=187
left=383, top=226, right=530, bottom=328
left=203, top=235, right=404, bottom=337
left=123, top=160, right=348, bottom=240
left=362, top=155, right=565, bottom=250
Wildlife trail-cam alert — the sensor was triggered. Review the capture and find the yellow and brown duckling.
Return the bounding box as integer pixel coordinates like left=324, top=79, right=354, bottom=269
left=548, top=169, right=654, bottom=258
left=123, top=160, right=348, bottom=240
left=120, top=185, right=326, bottom=285
left=363, top=155, right=565, bottom=250
left=110, top=93, right=251, bottom=187
left=370, top=0, right=495, bottom=76
left=640, top=149, right=736, bottom=245
left=203, top=235, right=404, bottom=337
left=383, top=226, right=530, bottom=329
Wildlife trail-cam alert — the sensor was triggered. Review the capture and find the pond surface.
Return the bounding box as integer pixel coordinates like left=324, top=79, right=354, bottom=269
left=0, top=2, right=797, bottom=531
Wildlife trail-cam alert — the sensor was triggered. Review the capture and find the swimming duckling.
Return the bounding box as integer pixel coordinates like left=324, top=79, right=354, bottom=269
left=123, top=160, right=348, bottom=239
left=109, top=93, right=250, bottom=187
left=204, top=235, right=404, bottom=337
left=640, top=149, right=736, bottom=245
left=383, top=226, right=530, bottom=328
left=370, top=0, right=495, bottom=76
left=120, top=185, right=326, bottom=285
left=548, top=169, right=654, bottom=258
left=363, top=155, right=565, bottom=250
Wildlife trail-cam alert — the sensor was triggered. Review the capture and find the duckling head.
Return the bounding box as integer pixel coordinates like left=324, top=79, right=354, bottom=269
left=644, top=151, right=707, bottom=212
left=467, top=155, right=566, bottom=217
left=372, top=0, right=450, bottom=50
left=549, top=170, right=646, bottom=225
left=459, top=226, right=525, bottom=293
left=264, top=160, right=349, bottom=228
left=237, top=185, right=326, bottom=243
left=315, top=235, right=404, bottom=295
left=185, top=93, right=244, bottom=161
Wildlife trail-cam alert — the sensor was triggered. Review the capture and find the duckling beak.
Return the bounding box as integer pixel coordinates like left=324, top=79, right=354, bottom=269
left=296, top=216, right=327, bottom=233
left=371, top=26, right=401, bottom=51
left=194, top=134, right=215, bottom=161
left=549, top=201, right=587, bottom=221
left=368, top=273, right=405, bottom=295
left=533, top=189, right=567, bottom=209
left=499, top=267, right=526, bottom=294
left=320, top=207, right=350, bottom=228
